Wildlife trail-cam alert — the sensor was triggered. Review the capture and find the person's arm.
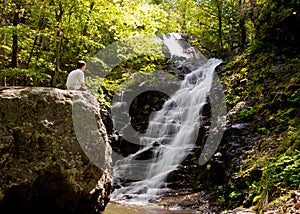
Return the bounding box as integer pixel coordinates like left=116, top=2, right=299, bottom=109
left=79, top=71, right=86, bottom=88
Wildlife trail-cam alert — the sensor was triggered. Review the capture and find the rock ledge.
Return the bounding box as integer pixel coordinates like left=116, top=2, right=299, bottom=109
left=0, top=87, right=112, bottom=214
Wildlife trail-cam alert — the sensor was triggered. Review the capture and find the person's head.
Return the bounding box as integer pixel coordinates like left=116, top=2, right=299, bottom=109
left=76, top=60, right=86, bottom=71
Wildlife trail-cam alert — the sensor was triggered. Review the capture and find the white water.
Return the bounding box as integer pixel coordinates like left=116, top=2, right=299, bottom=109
left=111, top=33, right=222, bottom=204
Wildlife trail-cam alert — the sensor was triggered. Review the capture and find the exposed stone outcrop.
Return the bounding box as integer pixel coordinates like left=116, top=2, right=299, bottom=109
left=0, top=87, right=112, bottom=214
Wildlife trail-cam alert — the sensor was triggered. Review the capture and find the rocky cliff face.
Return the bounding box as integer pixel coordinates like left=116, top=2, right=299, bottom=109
left=0, top=87, right=112, bottom=214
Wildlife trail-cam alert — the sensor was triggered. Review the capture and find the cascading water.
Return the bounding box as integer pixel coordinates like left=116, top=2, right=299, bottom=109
left=111, top=33, right=223, bottom=204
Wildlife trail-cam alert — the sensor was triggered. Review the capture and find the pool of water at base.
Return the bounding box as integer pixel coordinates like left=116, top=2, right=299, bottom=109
left=101, top=202, right=198, bottom=214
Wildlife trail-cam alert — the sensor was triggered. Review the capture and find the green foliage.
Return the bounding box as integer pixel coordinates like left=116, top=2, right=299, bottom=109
left=221, top=18, right=300, bottom=210
left=0, top=0, right=273, bottom=88
left=0, top=0, right=170, bottom=87
left=247, top=149, right=300, bottom=211
left=0, top=68, right=51, bottom=86
left=85, top=34, right=166, bottom=109
left=229, top=128, right=300, bottom=211
left=240, top=107, right=255, bottom=121
left=229, top=190, right=242, bottom=200
left=267, top=152, right=300, bottom=189
left=251, top=0, right=300, bottom=56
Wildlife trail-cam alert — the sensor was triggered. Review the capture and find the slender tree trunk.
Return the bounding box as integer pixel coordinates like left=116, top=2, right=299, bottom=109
left=27, top=36, right=38, bottom=69
left=0, top=0, right=8, bottom=16
left=82, top=2, right=94, bottom=39
left=52, top=31, right=63, bottom=87
left=0, top=0, right=8, bottom=45
left=75, top=2, right=94, bottom=63
left=1, top=0, right=8, bottom=86
left=51, top=1, right=64, bottom=87
left=249, top=0, right=259, bottom=32
left=11, top=9, right=19, bottom=67
left=240, top=19, right=246, bottom=50
left=239, top=0, right=247, bottom=50
left=27, top=13, right=45, bottom=69
left=216, top=0, right=223, bottom=51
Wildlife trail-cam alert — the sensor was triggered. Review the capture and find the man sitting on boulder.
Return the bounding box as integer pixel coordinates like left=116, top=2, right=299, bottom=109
left=66, top=60, right=87, bottom=91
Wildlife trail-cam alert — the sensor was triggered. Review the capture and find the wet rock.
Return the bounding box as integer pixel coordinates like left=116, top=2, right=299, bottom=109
left=158, top=191, right=215, bottom=213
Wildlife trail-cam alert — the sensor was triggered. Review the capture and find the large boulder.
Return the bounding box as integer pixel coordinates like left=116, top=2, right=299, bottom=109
left=0, top=87, right=112, bottom=214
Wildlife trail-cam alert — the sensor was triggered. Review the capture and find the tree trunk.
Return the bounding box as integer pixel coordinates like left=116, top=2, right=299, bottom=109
left=0, top=0, right=8, bottom=81
left=51, top=1, right=64, bottom=87
left=0, top=0, right=8, bottom=45
left=27, top=36, right=38, bottom=69
left=216, top=0, right=223, bottom=51
left=11, top=10, right=19, bottom=67
left=75, top=2, right=94, bottom=63
left=27, top=12, right=45, bottom=69
left=239, top=0, right=247, bottom=50
left=52, top=32, right=63, bottom=87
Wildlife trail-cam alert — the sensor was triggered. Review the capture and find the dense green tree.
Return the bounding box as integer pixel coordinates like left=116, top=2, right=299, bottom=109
left=251, top=0, right=300, bottom=56
left=0, top=0, right=169, bottom=87
left=0, top=0, right=298, bottom=87
left=158, top=0, right=255, bottom=55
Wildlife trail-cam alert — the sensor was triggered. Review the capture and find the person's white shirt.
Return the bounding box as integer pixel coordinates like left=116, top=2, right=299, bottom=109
left=66, top=69, right=85, bottom=90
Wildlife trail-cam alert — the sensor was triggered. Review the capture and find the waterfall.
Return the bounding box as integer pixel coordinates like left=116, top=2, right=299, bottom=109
left=111, top=33, right=223, bottom=204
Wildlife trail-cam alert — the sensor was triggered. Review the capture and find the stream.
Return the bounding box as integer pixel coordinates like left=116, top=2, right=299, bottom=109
left=102, top=202, right=197, bottom=214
